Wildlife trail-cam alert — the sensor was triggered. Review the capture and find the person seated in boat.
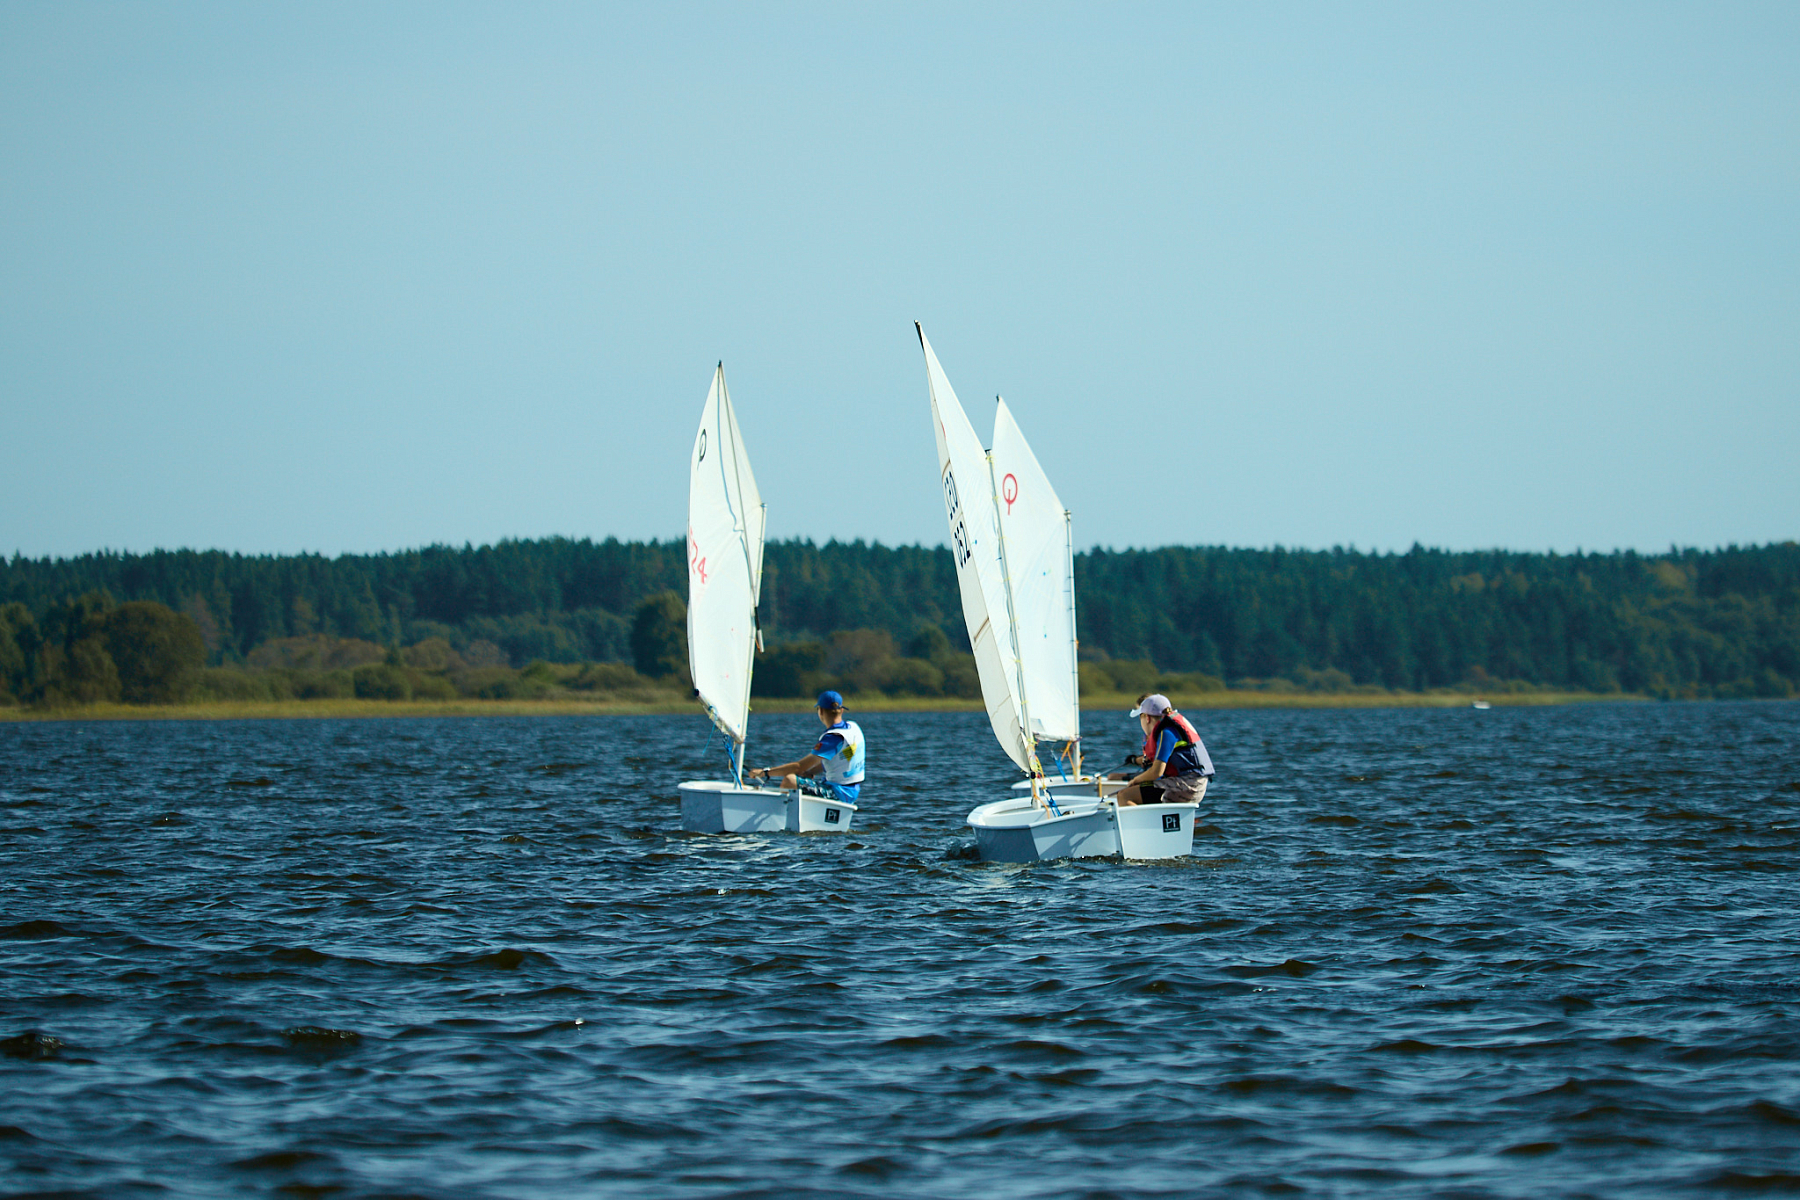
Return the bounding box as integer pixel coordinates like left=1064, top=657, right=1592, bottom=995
left=1109, top=693, right=1213, bottom=806
left=746, top=690, right=865, bottom=802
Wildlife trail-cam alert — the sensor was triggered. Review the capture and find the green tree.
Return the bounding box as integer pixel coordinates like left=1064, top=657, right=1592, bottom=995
left=630, top=591, right=688, bottom=679
left=906, top=625, right=953, bottom=661
left=37, top=592, right=120, bottom=705
left=0, top=602, right=39, bottom=703
left=824, top=629, right=896, bottom=693
left=98, top=601, right=206, bottom=703
left=753, top=640, right=825, bottom=698
left=352, top=662, right=412, bottom=700
left=39, top=638, right=121, bottom=705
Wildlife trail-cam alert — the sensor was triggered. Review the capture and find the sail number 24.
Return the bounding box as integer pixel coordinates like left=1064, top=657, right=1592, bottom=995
left=942, top=465, right=974, bottom=569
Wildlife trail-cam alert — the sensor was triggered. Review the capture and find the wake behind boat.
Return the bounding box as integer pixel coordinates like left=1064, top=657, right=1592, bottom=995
left=675, top=364, right=856, bottom=835
left=917, top=325, right=1194, bottom=863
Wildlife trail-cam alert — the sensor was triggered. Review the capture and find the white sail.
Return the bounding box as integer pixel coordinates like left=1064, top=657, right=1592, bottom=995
left=686, top=364, right=765, bottom=747
left=990, top=397, right=1080, bottom=744
left=916, top=325, right=1038, bottom=775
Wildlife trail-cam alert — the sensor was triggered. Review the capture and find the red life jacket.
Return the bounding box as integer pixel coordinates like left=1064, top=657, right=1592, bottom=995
left=1142, top=710, right=1211, bottom=777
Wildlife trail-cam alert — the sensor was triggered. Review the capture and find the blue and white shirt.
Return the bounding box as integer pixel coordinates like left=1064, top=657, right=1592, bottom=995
left=813, top=719, right=866, bottom=798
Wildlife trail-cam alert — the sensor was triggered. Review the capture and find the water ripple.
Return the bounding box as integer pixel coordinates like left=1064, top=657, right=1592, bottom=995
left=2, top=702, right=1798, bottom=1196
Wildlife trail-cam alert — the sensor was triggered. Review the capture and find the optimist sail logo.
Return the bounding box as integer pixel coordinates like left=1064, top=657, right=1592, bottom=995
left=688, top=529, right=707, bottom=585
left=1002, top=473, right=1018, bottom=513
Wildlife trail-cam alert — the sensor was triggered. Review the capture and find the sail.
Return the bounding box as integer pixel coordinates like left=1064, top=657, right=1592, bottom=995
left=916, top=325, right=1037, bottom=774
left=687, top=364, right=765, bottom=745
left=990, top=397, right=1080, bottom=743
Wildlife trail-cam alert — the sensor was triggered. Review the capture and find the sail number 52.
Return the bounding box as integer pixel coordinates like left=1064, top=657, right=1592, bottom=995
left=943, top=466, right=973, bottom=569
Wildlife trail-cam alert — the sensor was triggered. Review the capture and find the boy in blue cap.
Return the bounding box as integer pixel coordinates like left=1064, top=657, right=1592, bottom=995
left=747, top=691, right=866, bottom=802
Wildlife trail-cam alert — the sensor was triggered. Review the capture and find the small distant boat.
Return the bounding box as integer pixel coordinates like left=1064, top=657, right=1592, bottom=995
left=917, top=325, right=1194, bottom=863
left=1471, top=699, right=1491, bottom=710
left=676, top=365, right=856, bottom=835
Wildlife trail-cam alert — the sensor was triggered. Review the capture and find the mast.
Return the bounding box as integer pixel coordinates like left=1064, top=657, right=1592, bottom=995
left=1065, top=504, right=1081, bottom=779
left=733, top=499, right=765, bottom=787
left=718, top=368, right=762, bottom=787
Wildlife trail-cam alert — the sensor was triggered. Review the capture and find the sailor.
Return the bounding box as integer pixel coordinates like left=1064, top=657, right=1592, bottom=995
left=1109, top=693, right=1213, bottom=806
left=747, top=690, right=866, bottom=803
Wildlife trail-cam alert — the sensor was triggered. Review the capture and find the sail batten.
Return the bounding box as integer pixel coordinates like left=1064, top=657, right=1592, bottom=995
left=687, top=365, right=764, bottom=748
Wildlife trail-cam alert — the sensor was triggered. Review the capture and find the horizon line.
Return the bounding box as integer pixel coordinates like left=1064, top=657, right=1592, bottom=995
left=7, top=535, right=1797, bottom=565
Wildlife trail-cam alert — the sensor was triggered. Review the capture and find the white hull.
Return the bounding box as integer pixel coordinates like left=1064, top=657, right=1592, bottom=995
left=787, top=790, right=857, bottom=832
left=678, top=780, right=857, bottom=834
left=966, top=795, right=1197, bottom=863
left=1009, top=775, right=1127, bottom=800
left=1115, top=801, right=1201, bottom=860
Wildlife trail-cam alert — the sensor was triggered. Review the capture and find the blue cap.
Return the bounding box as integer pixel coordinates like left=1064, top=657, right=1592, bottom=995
left=816, top=690, right=845, bottom=709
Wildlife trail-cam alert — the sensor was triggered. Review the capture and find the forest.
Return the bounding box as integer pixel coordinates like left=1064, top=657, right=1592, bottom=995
left=1, top=537, right=1796, bottom=706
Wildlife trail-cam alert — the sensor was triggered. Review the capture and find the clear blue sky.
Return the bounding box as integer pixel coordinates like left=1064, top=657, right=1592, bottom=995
left=3, top=2, right=1795, bottom=559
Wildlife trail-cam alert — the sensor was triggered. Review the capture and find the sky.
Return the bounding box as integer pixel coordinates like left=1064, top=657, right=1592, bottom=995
left=2, top=2, right=1796, bottom=559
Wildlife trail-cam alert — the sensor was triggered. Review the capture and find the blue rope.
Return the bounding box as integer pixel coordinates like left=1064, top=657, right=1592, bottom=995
left=699, top=708, right=742, bottom=780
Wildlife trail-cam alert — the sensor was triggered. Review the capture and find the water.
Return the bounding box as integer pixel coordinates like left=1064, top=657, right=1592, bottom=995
left=2, top=702, right=1798, bottom=1198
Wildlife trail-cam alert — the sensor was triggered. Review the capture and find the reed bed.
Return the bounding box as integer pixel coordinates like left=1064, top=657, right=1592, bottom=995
left=1, top=688, right=1630, bottom=721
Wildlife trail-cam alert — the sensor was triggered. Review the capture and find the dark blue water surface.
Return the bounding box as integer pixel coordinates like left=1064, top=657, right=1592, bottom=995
left=3, top=702, right=1799, bottom=1198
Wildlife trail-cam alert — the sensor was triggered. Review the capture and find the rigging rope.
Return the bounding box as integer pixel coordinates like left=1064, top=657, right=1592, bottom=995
left=699, top=704, right=743, bottom=779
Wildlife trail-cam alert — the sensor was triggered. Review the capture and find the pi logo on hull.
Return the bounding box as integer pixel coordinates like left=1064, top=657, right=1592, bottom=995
left=1162, top=813, right=1181, bottom=833
left=825, top=807, right=841, bottom=824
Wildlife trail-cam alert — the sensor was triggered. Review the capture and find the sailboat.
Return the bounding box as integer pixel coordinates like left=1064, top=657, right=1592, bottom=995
left=916, top=325, right=1195, bottom=862
left=676, top=364, right=856, bottom=835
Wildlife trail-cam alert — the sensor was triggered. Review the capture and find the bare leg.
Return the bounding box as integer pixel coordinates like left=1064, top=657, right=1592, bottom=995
left=780, top=773, right=799, bottom=791
left=1115, top=784, right=1145, bottom=807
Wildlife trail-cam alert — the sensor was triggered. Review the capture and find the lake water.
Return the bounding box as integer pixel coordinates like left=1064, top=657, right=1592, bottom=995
left=2, top=701, right=1798, bottom=1198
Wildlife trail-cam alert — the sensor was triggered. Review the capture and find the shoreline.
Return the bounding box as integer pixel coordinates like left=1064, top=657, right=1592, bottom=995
left=0, top=689, right=1644, bottom=723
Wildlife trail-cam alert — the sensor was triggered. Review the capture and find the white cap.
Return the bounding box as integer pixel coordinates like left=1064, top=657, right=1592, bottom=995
left=1129, top=694, right=1171, bottom=718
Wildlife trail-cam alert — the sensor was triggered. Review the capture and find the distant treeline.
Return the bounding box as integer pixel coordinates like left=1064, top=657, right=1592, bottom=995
left=2, top=538, right=1797, bottom=705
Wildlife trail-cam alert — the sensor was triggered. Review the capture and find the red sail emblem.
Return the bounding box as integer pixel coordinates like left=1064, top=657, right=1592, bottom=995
left=688, top=530, right=708, bottom=584
left=1002, top=473, right=1018, bottom=514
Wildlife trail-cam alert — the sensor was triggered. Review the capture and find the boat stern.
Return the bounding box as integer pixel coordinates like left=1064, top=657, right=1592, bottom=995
left=1115, top=802, right=1200, bottom=859
left=787, top=791, right=857, bottom=833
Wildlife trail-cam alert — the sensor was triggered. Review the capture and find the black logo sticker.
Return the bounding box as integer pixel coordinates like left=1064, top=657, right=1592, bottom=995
left=825, top=807, right=841, bottom=824
left=1162, top=812, right=1181, bottom=833
left=943, top=466, right=974, bottom=569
